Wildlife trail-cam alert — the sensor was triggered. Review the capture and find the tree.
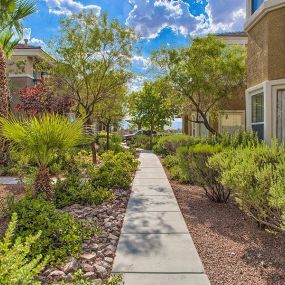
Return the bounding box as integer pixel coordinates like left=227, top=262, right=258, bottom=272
left=50, top=12, right=136, bottom=162
left=0, top=114, right=87, bottom=199
left=16, top=81, right=73, bottom=116
left=95, top=87, right=127, bottom=150
left=0, top=0, right=37, bottom=164
left=152, top=35, right=246, bottom=135
left=128, top=80, right=177, bottom=145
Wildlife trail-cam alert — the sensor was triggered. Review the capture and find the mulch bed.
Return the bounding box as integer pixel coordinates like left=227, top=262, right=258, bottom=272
left=170, top=181, right=285, bottom=285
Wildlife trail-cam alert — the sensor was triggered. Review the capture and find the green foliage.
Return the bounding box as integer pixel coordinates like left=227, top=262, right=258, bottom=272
left=209, top=143, right=285, bottom=231
left=89, top=151, right=139, bottom=190
left=9, top=197, right=96, bottom=264
left=128, top=79, right=177, bottom=143
left=0, top=114, right=88, bottom=168
left=0, top=213, right=47, bottom=285
left=186, top=144, right=228, bottom=202
left=152, top=35, right=246, bottom=134
left=215, top=130, right=260, bottom=148
left=127, top=134, right=159, bottom=150
left=54, top=174, right=113, bottom=209
left=61, top=271, right=124, bottom=285
left=98, top=132, right=124, bottom=154
left=153, top=134, right=205, bottom=156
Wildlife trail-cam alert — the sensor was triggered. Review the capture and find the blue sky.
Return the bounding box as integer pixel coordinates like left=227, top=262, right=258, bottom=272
left=22, top=0, right=246, bottom=89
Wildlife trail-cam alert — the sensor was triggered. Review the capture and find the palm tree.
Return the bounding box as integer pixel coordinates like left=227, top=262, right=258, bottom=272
left=0, top=0, right=37, bottom=163
left=0, top=114, right=87, bottom=199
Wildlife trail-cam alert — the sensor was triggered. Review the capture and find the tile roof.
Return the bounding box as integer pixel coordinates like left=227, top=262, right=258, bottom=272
left=15, top=43, right=41, bottom=49
left=216, top=31, right=247, bottom=37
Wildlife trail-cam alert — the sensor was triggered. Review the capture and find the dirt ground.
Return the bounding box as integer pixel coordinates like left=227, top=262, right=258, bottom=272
left=171, top=181, right=285, bottom=285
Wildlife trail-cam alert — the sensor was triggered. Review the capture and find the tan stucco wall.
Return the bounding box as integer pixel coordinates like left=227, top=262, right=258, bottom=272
left=8, top=55, right=34, bottom=76
left=247, top=7, right=285, bottom=88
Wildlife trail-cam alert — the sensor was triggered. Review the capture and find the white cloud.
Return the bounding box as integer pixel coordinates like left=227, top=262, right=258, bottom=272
left=126, top=0, right=201, bottom=39
left=128, top=75, right=147, bottom=92
left=205, top=0, right=246, bottom=33
left=43, top=0, right=101, bottom=16
left=131, top=55, right=151, bottom=70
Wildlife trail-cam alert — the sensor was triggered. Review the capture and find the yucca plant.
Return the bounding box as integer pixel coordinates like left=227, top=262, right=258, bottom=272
left=0, top=114, right=88, bottom=198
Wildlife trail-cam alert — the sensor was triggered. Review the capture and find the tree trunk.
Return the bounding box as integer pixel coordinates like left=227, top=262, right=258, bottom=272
left=34, top=167, right=53, bottom=199
left=106, top=123, right=110, bottom=150
left=199, top=110, right=218, bottom=136
left=0, top=45, right=10, bottom=165
left=149, top=126, right=153, bottom=149
left=86, top=118, right=97, bottom=164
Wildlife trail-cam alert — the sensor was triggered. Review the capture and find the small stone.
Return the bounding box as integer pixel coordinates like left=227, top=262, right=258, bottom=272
left=84, top=272, right=95, bottom=278
left=48, top=270, right=65, bottom=281
left=61, top=258, right=78, bottom=273
left=80, top=253, right=97, bottom=261
left=82, top=263, right=94, bottom=272
left=104, top=257, right=113, bottom=264
left=93, top=279, right=103, bottom=285
left=108, top=233, right=118, bottom=240
left=94, top=265, right=107, bottom=278
left=104, top=250, right=114, bottom=257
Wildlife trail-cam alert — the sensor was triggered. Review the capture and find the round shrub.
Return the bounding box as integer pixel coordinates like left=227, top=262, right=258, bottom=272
left=10, top=197, right=95, bottom=264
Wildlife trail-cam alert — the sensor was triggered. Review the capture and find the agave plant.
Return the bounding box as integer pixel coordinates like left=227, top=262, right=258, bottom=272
left=0, top=114, right=88, bottom=198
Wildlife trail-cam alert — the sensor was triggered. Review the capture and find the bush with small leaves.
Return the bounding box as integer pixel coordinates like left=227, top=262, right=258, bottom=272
left=153, top=134, right=206, bottom=156
left=89, top=151, right=139, bottom=190
left=54, top=175, right=113, bottom=209
left=9, top=197, right=97, bottom=264
left=209, top=142, right=285, bottom=231
left=0, top=213, right=48, bottom=285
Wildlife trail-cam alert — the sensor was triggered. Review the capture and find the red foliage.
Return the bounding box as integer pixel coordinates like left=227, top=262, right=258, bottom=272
left=16, top=83, right=73, bottom=116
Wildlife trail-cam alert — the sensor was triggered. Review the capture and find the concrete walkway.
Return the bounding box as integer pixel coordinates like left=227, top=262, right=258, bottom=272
left=112, top=151, right=210, bottom=285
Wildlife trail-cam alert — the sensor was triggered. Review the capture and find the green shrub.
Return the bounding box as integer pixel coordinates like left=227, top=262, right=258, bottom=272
left=153, top=134, right=206, bottom=156
left=0, top=213, right=48, bottom=285
left=98, top=132, right=124, bottom=154
left=54, top=175, right=113, bottom=209
left=187, top=144, right=229, bottom=202
left=61, top=271, right=124, bottom=285
left=209, top=143, right=285, bottom=231
left=10, top=197, right=97, bottom=264
left=215, top=130, right=260, bottom=148
left=89, top=151, right=139, bottom=190
left=126, top=134, right=158, bottom=150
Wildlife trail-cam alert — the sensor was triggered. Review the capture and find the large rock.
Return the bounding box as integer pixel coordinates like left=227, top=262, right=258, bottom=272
left=94, top=264, right=108, bottom=278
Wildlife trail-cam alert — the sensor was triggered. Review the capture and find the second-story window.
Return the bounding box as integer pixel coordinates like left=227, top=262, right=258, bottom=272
left=252, top=0, right=264, bottom=14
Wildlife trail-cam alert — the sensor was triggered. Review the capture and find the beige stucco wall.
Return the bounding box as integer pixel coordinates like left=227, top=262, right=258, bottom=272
left=247, top=7, right=285, bottom=88
left=8, top=55, right=34, bottom=76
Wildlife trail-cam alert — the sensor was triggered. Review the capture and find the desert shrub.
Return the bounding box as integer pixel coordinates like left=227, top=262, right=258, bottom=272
left=186, top=144, right=229, bottom=202
left=153, top=134, right=206, bottom=156
left=0, top=213, right=48, bottom=285
left=9, top=197, right=97, bottom=264
left=127, top=134, right=158, bottom=150
left=54, top=175, right=113, bottom=209
left=215, top=130, right=260, bottom=148
left=209, top=143, right=285, bottom=231
left=163, top=155, right=179, bottom=169
left=89, top=151, right=139, bottom=190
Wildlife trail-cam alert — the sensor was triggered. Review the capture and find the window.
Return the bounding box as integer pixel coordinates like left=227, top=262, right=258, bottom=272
left=191, top=114, right=209, bottom=137
left=252, top=0, right=264, bottom=14
left=276, top=90, right=285, bottom=142
left=219, top=111, right=245, bottom=134
left=251, top=93, right=264, bottom=140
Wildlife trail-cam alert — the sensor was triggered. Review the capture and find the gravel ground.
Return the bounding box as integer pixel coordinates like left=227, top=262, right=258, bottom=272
left=171, top=181, right=285, bottom=285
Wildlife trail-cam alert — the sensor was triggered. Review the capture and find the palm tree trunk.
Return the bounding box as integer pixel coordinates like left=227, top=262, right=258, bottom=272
left=0, top=45, right=10, bottom=165
left=34, top=167, right=53, bottom=199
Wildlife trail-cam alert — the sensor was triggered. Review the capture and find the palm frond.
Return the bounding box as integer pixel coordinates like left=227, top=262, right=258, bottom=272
left=0, top=32, right=19, bottom=58
left=0, top=114, right=88, bottom=167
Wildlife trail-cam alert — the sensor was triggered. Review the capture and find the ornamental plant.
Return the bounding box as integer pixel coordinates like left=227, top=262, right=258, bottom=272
left=209, top=143, right=285, bottom=231
left=0, top=213, right=48, bottom=285
left=0, top=114, right=88, bottom=199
